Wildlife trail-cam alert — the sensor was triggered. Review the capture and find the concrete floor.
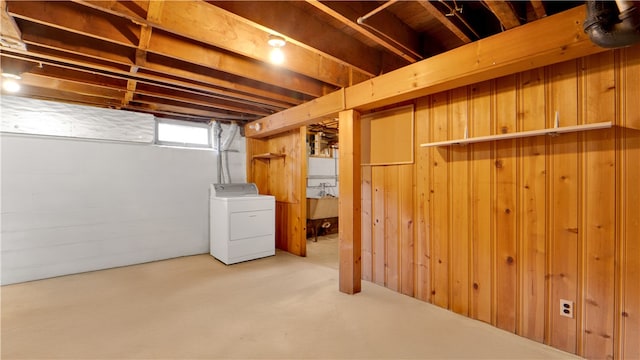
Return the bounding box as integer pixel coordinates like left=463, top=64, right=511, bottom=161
left=1, top=235, right=580, bottom=359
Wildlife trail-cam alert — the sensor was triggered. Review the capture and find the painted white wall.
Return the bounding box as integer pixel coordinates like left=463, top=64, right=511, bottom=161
left=0, top=97, right=246, bottom=285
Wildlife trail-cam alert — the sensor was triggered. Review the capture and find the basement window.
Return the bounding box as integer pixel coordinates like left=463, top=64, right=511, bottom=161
left=156, top=119, right=211, bottom=148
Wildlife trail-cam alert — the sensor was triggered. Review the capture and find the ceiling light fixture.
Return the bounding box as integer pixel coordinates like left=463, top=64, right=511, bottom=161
left=2, top=73, right=22, bottom=93
left=267, top=35, right=286, bottom=65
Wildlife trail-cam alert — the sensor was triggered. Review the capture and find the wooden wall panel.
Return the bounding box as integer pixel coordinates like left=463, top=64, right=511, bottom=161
left=345, top=48, right=639, bottom=360
left=619, top=46, right=640, bottom=360
left=414, top=97, right=432, bottom=302
left=361, top=165, right=373, bottom=282
left=469, top=81, right=494, bottom=324
left=246, top=129, right=306, bottom=256
left=372, top=166, right=386, bottom=286
left=581, top=52, right=616, bottom=360
left=399, top=164, right=415, bottom=297
left=547, top=59, right=579, bottom=354
left=385, top=166, right=400, bottom=291
left=430, top=91, right=450, bottom=308
left=517, top=68, right=547, bottom=342
left=494, top=75, right=518, bottom=332
left=449, top=87, right=471, bottom=316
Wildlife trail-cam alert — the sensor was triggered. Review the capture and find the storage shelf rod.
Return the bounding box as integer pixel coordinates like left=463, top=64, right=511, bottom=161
left=420, top=121, right=612, bottom=147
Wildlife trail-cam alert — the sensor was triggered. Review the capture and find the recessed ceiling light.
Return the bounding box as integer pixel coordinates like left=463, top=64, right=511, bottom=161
left=267, top=35, right=286, bottom=48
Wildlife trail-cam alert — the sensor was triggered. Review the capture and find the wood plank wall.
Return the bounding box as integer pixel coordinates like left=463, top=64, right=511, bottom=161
left=360, top=47, right=639, bottom=360
left=246, top=128, right=307, bottom=256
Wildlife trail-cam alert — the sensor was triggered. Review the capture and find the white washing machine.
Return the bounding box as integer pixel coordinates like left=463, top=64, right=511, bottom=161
left=209, top=183, right=275, bottom=264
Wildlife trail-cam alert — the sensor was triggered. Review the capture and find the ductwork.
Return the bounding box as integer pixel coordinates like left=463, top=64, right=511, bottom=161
left=583, top=0, right=640, bottom=48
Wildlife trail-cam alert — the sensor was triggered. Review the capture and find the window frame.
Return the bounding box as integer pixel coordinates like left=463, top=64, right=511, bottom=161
left=155, top=118, right=212, bottom=148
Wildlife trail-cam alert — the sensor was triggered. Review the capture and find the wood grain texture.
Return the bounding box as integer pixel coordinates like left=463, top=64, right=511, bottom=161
left=517, top=68, right=547, bottom=342
left=414, top=97, right=432, bottom=302
left=581, top=52, right=616, bottom=360
left=450, top=87, right=470, bottom=316
left=246, top=130, right=306, bottom=256
left=345, top=49, right=638, bottom=360
left=338, top=109, right=362, bottom=294
left=619, top=46, right=640, bottom=360
left=372, top=166, right=386, bottom=287
left=430, top=91, right=450, bottom=308
left=494, top=75, right=518, bottom=332
left=470, top=80, right=494, bottom=324
left=361, top=165, right=373, bottom=282
left=384, top=166, right=400, bottom=291
left=547, top=59, right=579, bottom=354
left=399, top=164, right=415, bottom=297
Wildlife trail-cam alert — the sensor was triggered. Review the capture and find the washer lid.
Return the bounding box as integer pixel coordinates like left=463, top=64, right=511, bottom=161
left=210, top=183, right=260, bottom=197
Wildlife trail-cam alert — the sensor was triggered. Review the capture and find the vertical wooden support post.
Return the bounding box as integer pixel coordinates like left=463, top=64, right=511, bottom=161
left=339, top=109, right=362, bottom=294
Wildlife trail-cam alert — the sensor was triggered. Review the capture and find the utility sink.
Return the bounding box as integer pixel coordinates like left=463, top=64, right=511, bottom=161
left=306, top=197, right=339, bottom=220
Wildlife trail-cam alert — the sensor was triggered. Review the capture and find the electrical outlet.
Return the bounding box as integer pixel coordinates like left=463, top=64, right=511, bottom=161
left=560, top=299, right=574, bottom=318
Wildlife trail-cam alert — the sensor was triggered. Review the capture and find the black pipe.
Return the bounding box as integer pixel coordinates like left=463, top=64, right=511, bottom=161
left=584, top=0, right=640, bottom=48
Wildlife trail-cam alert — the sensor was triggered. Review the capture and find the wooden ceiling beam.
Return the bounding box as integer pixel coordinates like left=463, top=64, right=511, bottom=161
left=11, top=4, right=333, bottom=98
left=7, top=1, right=140, bottom=47
left=14, top=84, right=124, bottom=108
left=129, top=99, right=244, bottom=120
left=133, top=86, right=272, bottom=117
left=1, top=0, right=26, bottom=50
left=210, top=1, right=382, bottom=77
left=245, top=6, right=606, bottom=138
left=20, top=72, right=124, bottom=100
left=1, top=49, right=294, bottom=114
left=15, top=27, right=306, bottom=108
left=123, top=0, right=162, bottom=107
left=76, top=0, right=365, bottom=88
left=147, top=30, right=333, bottom=98
left=416, top=1, right=471, bottom=44
left=530, top=1, right=547, bottom=19
left=307, top=0, right=420, bottom=63
left=482, top=1, right=521, bottom=30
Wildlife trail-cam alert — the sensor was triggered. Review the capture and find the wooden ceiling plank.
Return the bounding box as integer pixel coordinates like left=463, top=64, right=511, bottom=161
left=22, top=56, right=275, bottom=116
left=134, top=88, right=272, bottom=117
left=123, top=79, right=136, bottom=107
left=530, top=0, right=547, bottom=19
left=71, top=0, right=149, bottom=21
left=133, top=93, right=260, bottom=119
left=12, top=1, right=329, bottom=98
left=7, top=1, right=140, bottom=47
left=18, top=20, right=135, bottom=66
left=210, top=1, right=381, bottom=77
left=245, top=6, right=605, bottom=138
left=131, top=100, right=246, bottom=120
left=147, top=30, right=333, bottom=98
left=16, top=84, right=124, bottom=108
left=1, top=0, right=26, bottom=50
left=416, top=1, right=471, bottom=44
left=305, top=0, right=419, bottom=63
left=482, top=1, right=521, bottom=30
left=124, top=0, right=160, bottom=107
left=2, top=49, right=296, bottom=113
left=122, top=105, right=213, bottom=121
left=78, top=0, right=362, bottom=88
left=15, top=30, right=306, bottom=108
left=20, top=73, right=124, bottom=100
left=156, top=0, right=354, bottom=88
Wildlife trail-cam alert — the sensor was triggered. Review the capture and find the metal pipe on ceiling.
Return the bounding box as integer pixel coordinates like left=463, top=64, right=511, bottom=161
left=355, top=0, right=423, bottom=62
left=584, top=0, right=640, bottom=48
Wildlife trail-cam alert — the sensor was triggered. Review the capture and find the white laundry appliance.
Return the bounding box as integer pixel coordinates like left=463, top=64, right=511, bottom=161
left=209, top=183, right=275, bottom=264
